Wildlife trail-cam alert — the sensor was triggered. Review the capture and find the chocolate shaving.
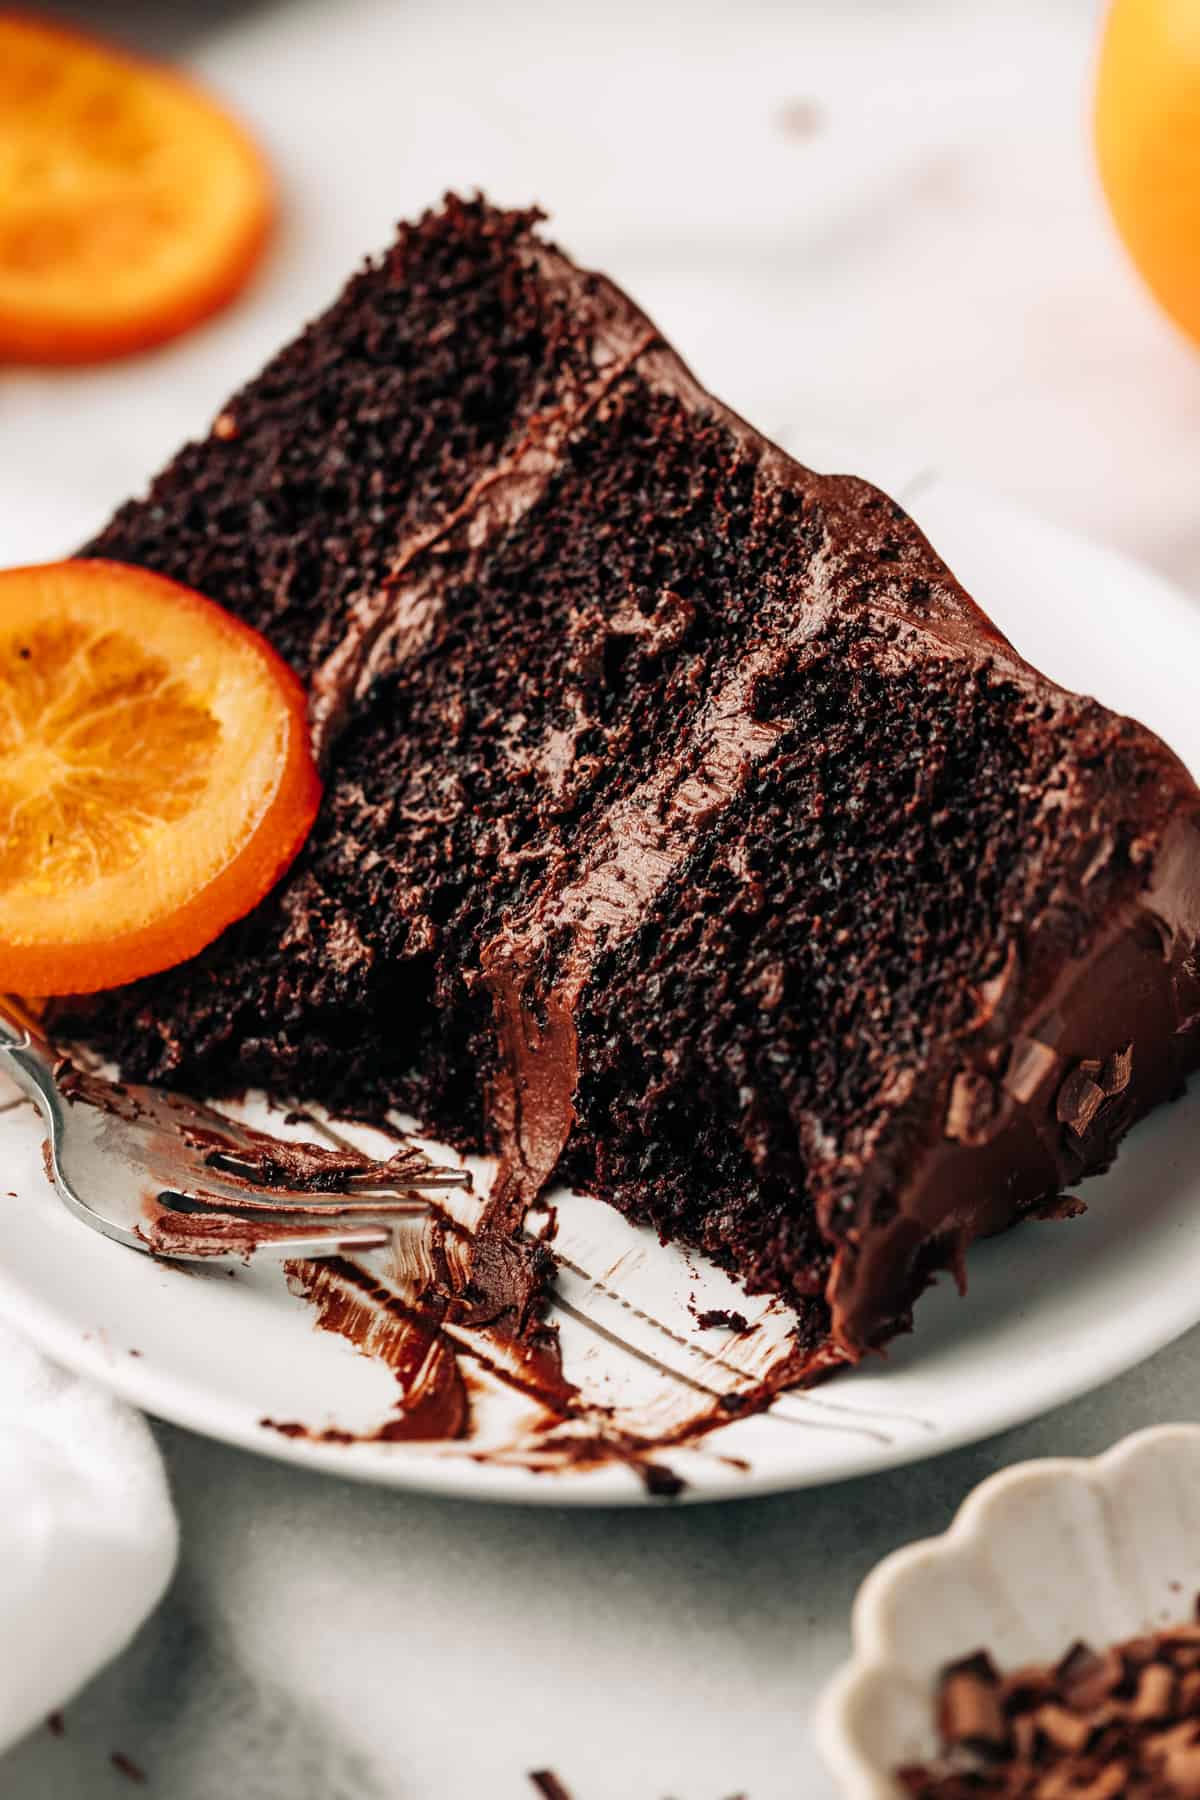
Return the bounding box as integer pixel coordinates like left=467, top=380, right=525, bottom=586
left=528, top=1774, right=573, bottom=1800
left=936, top=1652, right=1008, bottom=1756
left=1002, top=1035, right=1059, bottom=1105
left=1055, top=1642, right=1123, bottom=1711
left=897, top=1603, right=1200, bottom=1797
left=1056, top=1060, right=1106, bottom=1136
left=1101, top=1043, right=1134, bottom=1098
left=1055, top=1045, right=1134, bottom=1141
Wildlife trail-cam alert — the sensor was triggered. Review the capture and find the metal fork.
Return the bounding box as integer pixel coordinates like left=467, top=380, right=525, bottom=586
left=0, top=996, right=470, bottom=1264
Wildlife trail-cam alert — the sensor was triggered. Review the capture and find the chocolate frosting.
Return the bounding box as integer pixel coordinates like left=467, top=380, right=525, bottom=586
left=825, top=811, right=1200, bottom=1357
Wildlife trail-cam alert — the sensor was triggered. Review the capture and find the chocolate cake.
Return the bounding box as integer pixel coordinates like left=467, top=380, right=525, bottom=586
left=62, top=195, right=1200, bottom=1377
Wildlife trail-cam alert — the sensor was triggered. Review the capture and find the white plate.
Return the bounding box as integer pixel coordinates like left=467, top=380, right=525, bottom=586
left=2, top=482, right=1200, bottom=1505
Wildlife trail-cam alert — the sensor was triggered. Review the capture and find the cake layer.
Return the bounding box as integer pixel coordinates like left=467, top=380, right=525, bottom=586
left=64, top=196, right=1200, bottom=1373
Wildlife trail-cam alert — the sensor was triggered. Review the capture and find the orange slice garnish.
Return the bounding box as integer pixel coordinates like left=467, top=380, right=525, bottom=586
left=0, top=560, right=320, bottom=994
left=0, top=13, right=273, bottom=363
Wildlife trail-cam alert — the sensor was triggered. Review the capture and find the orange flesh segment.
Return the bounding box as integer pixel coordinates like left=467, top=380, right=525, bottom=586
left=0, top=561, right=320, bottom=994
left=0, top=13, right=273, bottom=362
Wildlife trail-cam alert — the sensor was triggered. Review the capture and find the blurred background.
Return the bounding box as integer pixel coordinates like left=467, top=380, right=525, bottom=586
left=6, top=0, right=1199, bottom=592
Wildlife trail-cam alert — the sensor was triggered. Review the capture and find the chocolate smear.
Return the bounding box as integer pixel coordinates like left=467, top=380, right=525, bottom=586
left=43, top=1063, right=857, bottom=1493
left=269, top=1188, right=844, bottom=1493
left=274, top=1257, right=468, bottom=1442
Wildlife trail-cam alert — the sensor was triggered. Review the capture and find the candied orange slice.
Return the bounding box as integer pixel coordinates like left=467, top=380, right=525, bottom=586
left=0, top=560, right=320, bottom=994
left=0, top=13, right=273, bottom=363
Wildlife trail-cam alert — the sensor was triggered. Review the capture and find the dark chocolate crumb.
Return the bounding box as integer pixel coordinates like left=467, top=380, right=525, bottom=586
left=110, top=1751, right=146, bottom=1784
left=695, top=1309, right=749, bottom=1332
left=45, top=1711, right=64, bottom=1737
left=259, top=1418, right=308, bottom=1438
left=639, top=1460, right=686, bottom=1499
left=528, top=1772, right=572, bottom=1800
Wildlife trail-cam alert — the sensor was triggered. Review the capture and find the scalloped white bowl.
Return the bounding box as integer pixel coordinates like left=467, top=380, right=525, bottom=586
left=816, top=1424, right=1200, bottom=1798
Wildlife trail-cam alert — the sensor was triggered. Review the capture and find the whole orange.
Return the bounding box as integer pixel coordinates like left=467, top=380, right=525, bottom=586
left=1095, top=0, right=1200, bottom=345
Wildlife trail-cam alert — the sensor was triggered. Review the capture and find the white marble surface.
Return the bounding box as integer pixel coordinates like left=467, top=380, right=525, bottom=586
left=2, top=0, right=1200, bottom=1794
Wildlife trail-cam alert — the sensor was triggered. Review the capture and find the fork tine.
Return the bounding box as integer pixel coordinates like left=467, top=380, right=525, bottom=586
left=197, top=1151, right=471, bottom=1196
left=161, top=1184, right=432, bottom=1218
left=147, top=1200, right=393, bottom=1262
left=0, top=1002, right=453, bottom=1267
left=339, top=1166, right=472, bottom=1193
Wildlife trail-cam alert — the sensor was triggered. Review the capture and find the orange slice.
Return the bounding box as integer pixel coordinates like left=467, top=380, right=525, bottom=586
left=0, top=13, right=273, bottom=363
left=0, top=560, right=320, bottom=994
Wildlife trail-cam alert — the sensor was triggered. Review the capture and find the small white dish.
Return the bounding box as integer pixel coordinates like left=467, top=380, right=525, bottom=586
left=817, top=1423, right=1200, bottom=1797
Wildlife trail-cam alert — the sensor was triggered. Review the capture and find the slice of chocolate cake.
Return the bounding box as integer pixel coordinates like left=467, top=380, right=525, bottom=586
left=62, top=195, right=1200, bottom=1375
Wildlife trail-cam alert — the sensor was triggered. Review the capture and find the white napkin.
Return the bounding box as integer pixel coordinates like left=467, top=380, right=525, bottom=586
left=0, top=1320, right=177, bottom=1752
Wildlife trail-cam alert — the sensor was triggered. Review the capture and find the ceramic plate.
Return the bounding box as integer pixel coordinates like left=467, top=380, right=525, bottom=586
left=2, top=481, right=1200, bottom=1505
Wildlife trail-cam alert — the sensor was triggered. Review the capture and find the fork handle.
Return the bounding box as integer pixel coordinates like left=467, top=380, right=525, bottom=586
left=0, top=995, right=59, bottom=1119
left=0, top=994, right=53, bottom=1048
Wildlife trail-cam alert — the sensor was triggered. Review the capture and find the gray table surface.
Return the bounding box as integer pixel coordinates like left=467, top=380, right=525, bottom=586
left=2, top=1, right=1199, bottom=1794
